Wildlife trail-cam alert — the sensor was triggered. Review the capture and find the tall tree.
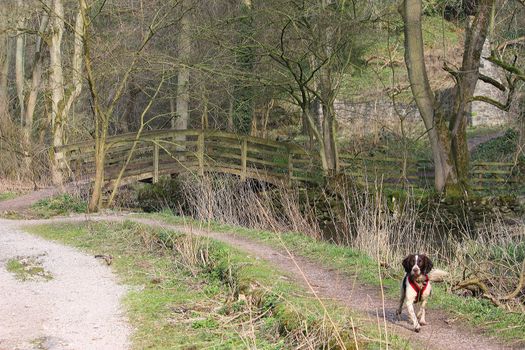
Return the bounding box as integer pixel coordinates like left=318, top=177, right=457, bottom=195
left=400, top=0, right=494, bottom=195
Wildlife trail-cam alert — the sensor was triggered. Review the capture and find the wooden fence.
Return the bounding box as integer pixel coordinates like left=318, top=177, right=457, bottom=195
left=340, top=154, right=524, bottom=194
left=58, top=129, right=523, bottom=194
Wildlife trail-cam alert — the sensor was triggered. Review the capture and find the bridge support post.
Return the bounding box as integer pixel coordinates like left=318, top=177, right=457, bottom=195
left=153, top=140, right=159, bottom=183
left=241, top=138, right=247, bottom=181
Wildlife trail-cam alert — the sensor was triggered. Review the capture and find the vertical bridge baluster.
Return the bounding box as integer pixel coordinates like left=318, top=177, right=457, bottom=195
left=153, top=138, right=159, bottom=183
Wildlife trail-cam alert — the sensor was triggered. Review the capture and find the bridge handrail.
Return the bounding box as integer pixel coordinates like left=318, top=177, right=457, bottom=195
left=57, top=129, right=308, bottom=155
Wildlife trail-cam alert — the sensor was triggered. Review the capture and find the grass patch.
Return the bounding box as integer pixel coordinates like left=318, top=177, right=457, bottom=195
left=26, top=220, right=407, bottom=349
left=30, top=194, right=87, bottom=218
left=6, top=255, right=53, bottom=282
left=0, top=191, right=17, bottom=202
left=142, top=211, right=525, bottom=343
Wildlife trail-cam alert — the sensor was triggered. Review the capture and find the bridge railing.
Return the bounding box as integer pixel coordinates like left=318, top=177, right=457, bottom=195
left=57, top=129, right=323, bottom=186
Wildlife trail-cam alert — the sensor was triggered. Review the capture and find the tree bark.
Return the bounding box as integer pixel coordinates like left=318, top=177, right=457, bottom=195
left=175, top=2, right=190, bottom=151
left=0, top=6, right=11, bottom=128
left=15, top=1, right=25, bottom=124
left=48, top=0, right=66, bottom=185
left=23, top=9, right=49, bottom=145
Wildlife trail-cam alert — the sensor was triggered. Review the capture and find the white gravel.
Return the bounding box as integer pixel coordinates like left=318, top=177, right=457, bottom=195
left=0, top=219, right=130, bottom=350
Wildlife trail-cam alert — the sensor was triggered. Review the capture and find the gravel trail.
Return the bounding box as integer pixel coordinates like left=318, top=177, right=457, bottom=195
left=0, top=219, right=130, bottom=350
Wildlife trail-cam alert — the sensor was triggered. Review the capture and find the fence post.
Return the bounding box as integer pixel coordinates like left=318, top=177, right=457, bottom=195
left=198, top=131, right=204, bottom=176
left=153, top=139, right=159, bottom=183
left=241, top=138, right=247, bottom=181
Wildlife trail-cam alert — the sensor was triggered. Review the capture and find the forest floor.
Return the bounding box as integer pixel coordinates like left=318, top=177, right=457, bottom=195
left=0, top=210, right=520, bottom=349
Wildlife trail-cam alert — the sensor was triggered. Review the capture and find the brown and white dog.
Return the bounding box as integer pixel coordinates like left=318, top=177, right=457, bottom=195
left=396, top=254, right=434, bottom=332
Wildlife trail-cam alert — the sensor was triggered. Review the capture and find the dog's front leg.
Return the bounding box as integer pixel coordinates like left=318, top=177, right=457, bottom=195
left=406, top=301, right=421, bottom=332
left=417, top=299, right=428, bottom=325
left=396, top=275, right=407, bottom=320
left=396, top=288, right=405, bottom=320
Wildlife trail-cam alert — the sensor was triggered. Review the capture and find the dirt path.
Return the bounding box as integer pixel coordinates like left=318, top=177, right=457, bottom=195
left=17, top=214, right=520, bottom=350
left=0, top=188, right=61, bottom=212
left=0, top=219, right=130, bottom=350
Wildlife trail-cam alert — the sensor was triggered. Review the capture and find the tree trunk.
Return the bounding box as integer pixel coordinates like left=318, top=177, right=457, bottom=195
left=321, top=104, right=338, bottom=173
left=15, top=2, right=25, bottom=124
left=0, top=5, right=10, bottom=126
left=61, top=7, right=84, bottom=123
left=121, top=80, right=139, bottom=133
left=23, top=10, right=49, bottom=145
left=49, top=0, right=66, bottom=185
left=175, top=2, right=190, bottom=151
left=88, top=141, right=105, bottom=212
left=450, top=1, right=493, bottom=190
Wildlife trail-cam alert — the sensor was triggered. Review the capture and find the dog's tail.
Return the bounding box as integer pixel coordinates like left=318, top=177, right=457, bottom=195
left=429, top=268, right=448, bottom=282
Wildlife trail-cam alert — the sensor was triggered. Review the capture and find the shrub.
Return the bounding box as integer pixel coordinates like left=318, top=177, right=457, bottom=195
left=32, top=193, right=87, bottom=216
left=471, top=128, right=520, bottom=163
left=136, top=176, right=186, bottom=213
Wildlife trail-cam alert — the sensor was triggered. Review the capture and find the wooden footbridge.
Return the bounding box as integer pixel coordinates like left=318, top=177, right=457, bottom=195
left=58, top=129, right=322, bottom=187
left=58, top=128, right=523, bottom=194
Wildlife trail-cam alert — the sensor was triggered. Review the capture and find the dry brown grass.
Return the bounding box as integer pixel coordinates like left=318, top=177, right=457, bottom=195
left=174, top=173, right=525, bottom=311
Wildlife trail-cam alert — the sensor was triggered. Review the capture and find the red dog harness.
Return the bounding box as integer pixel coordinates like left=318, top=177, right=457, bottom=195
left=408, top=274, right=429, bottom=303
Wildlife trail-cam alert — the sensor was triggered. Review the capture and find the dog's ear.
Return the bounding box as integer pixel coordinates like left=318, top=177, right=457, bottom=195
left=402, top=255, right=414, bottom=273
left=420, top=255, right=433, bottom=274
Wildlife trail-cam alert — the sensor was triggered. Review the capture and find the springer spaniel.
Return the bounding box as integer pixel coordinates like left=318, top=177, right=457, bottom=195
left=396, top=254, right=433, bottom=332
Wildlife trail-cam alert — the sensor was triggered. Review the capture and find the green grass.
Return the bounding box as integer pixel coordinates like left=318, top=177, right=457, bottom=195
left=6, top=256, right=53, bottom=281
left=32, top=194, right=87, bottom=217
left=142, top=211, right=525, bottom=344
left=26, top=220, right=408, bottom=349
left=0, top=192, right=17, bottom=202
